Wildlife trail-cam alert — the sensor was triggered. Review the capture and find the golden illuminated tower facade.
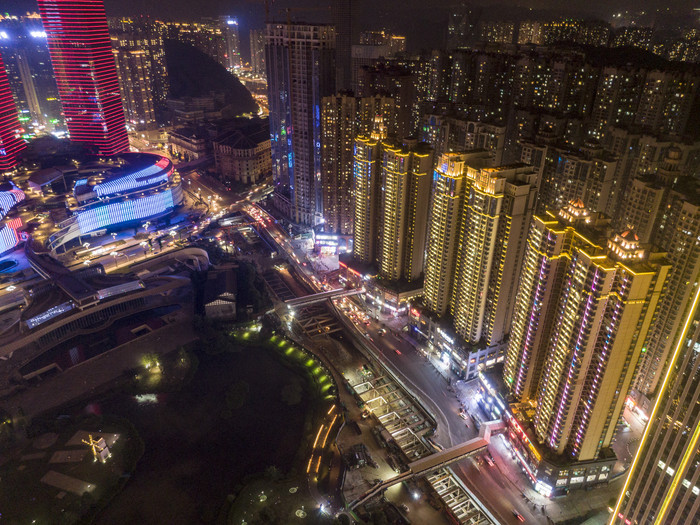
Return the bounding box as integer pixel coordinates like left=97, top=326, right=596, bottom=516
left=351, top=116, right=385, bottom=264
left=612, top=287, right=700, bottom=525
left=378, top=139, right=432, bottom=282
left=505, top=201, right=669, bottom=461
left=450, top=164, right=537, bottom=345
left=422, top=151, right=490, bottom=316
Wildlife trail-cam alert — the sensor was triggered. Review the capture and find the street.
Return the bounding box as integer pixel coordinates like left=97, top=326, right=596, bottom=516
left=246, top=199, right=631, bottom=525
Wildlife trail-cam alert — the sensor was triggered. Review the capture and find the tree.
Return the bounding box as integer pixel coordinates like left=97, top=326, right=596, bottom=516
left=264, top=465, right=281, bottom=482
left=225, top=381, right=250, bottom=410
left=280, top=379, right=303, bottom=406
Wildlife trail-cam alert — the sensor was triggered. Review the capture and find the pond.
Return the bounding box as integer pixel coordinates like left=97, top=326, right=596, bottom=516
left=93, top=345, right=311, bottom=524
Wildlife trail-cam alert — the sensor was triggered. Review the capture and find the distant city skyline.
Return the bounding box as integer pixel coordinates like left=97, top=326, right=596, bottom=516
left=3, top=0, right=698, bottom=54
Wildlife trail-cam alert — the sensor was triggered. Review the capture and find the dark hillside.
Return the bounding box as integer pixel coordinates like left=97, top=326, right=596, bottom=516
left=164, top=39, right=258, bottom=116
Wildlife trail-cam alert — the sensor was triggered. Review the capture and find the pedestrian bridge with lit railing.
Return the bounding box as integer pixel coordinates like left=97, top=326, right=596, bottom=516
left=283, top=287, right=364, bottom=308
left=349, top=433, right=491, bottom=509
left=349, top=421, right=505, bottom=524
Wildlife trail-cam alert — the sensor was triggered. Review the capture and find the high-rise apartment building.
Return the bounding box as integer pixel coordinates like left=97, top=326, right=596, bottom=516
left=321, top=94, right=396, bottom=236
left=266, top=22, right=336, bottom=225
left=38, top=0, right=129, bottom=155
left=108, top=18, right=168, bottom=107
left=611, top=287, right=700, bottom=525
left=422, top=152, right=490, bottom=316
left=350, top=120, right=433, bottom=282
left=111, top=33, right=157, bottom=130
left=632, top=193, right=700, bottom=398
left=542, top=19, right=611, bottom=47
left=518, top=21, right=544, bottom=45
left=451, top=164, right=537, bottom=346
left=322, top=94, right=359, bottom=237
left=505, top=201, right=669, bottom=461
left=249, top=29, right=266, bottom=78
left=420, top=103, right=506, bottom=165
left=446, top=4, right=482, bottom=49
left=479, top=21, right=515, bottom=44
left=525, top=140, right=617, bottom=215
left=612, top=26, right=653, bottom=51
left=502, top=202, right=669, bottom=496
left=352, top=117, right=386, bottom=264
left=503, top=212, right=573, bottom=401
left=0, top=50, right=26, bottom=171
left=377, top=139, right=432, bottom=282
left=220, top=17, right=241, bottom=69
left=606, top=142, right=700, bottom=401
left=357, top=63, right=417, bottom=136
left=413, top=153, right=534, bottom=378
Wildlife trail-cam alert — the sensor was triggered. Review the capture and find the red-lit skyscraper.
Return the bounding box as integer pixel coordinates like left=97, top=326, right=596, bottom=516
left=37, top=0, right=129, bottom=155
left=0, top=50, right=26, bottom=172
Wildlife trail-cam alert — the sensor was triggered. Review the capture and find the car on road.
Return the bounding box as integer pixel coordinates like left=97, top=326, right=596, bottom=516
left=377, top=328, right=386, bottom=336
left=459, top=412, right=468, bottom=420
left=512, top=510, right=525, bottom=522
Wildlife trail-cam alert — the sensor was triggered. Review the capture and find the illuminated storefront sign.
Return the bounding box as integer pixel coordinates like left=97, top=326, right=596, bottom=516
left=26, top=301, right=74, bottom=329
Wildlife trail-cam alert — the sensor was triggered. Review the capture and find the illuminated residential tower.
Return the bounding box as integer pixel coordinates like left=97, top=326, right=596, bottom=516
left=505, top=201, right=669, bottom=462
left=351, top=119, right=433, bottom=283
left=377, top=139, right=432, bottom=282
left=422, top=151, right=491, bottom=316
left=321, top=94, right=396, bottom=236
left=265, top=22, right=336, bottom=225
left=0, top=50, right=26, bottom=171
left=37, top=0, right=129, bottom=155
left=611, top=286, right=700, bottom=525
left=450, top=163, right=537, bottom=346
left=111, top=33, right=157, bottom=130
left=352, top=116, right=385, bottom=264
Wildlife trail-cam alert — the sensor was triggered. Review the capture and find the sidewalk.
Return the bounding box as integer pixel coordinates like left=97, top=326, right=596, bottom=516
left=488, top=434, right=623, bottom=524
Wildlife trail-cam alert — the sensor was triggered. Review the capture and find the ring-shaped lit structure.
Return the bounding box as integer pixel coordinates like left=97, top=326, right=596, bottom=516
left=48, top=153, right=183, bottom=254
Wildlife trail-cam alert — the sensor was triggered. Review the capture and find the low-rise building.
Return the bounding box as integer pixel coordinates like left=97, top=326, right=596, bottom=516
left=168, top=127, right=208, bottom=161
left=213, top=120, right=270, bottom=185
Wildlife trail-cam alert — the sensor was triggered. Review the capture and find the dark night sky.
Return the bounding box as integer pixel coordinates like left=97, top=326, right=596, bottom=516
left=3, top=0, right=698, bottom=53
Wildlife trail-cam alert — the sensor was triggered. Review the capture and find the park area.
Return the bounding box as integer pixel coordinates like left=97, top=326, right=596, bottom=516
left=0, top=416, right=142, bottom=524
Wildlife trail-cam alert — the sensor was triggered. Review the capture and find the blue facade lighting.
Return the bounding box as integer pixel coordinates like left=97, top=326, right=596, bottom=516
left=93, top=163, right=171, bottom=198
left=77, top=189, right=175, bottom=234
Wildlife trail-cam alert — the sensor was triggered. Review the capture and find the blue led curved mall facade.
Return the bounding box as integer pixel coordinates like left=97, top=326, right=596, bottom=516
left=93, top=162, right=170, bottom=197
left=48, top=154, right=182, bottom=253
left=78, top=189, right=177, bottom=234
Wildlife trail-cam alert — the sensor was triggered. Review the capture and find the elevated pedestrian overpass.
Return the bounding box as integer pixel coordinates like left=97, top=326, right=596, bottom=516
left=349, top=421, right=504, bottom=513
left=284, top=287, right=363, bottom=309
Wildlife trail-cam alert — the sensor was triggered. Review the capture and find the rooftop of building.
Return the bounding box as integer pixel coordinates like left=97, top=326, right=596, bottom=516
left=27, top=168, right=65, bottom=187
left=215, top=125, right=270, bottom=150
left=339, top=253, right=377, bottom=278
left=373, top=275, right=423, bottom=294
